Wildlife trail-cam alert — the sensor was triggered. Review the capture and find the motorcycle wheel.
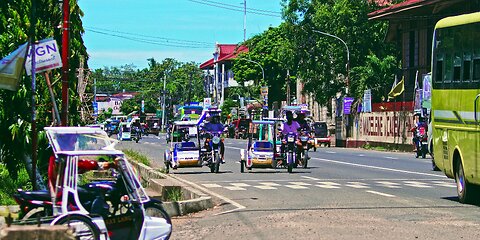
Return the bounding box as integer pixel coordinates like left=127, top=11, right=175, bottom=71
left=135, top=138, right=139, bottom=143
left=240, top=160, right=245, bottom=173
left=55, top=214, right=100, bottom=240
left=214, top=154, right=220, bottom=173
left=287, top=153, right=293, bottom=173
left=144, top=201, right=172, bottom=234
left=303, top=157, right=308, bottom=168
left=209, top=164, right=215, bottom=173
left=422, top=147, right=427, bottom=159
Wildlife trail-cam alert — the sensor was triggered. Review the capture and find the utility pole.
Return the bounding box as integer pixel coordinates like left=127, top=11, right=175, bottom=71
left=286, top=70, right=290, bottom=105
left=61, top=0, right=70, bottom=126
left=243, top=0, right=247, bottom=42
left=93, top=77, right=97, bottom=123
left=187, top=71, right=193, bottom=106
left=161, top=74, right=166, bottom=132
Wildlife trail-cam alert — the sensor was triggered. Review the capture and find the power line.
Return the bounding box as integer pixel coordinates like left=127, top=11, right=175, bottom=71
left=202, top=0, right=282, bottom=14
left=85, top=28, right=212, bottom=48
left=85, top=26, right=212, bottom=46
left=187, top=0, right=282, bottom=18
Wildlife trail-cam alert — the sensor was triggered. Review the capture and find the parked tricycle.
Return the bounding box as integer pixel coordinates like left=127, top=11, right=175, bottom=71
left=13, top=127, right=171, bottom=240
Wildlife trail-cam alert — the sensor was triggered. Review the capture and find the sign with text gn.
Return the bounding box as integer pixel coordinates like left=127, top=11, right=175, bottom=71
left=25, top=38, right=62, bottom=75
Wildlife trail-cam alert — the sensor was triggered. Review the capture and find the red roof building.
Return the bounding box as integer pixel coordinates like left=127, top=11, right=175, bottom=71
left=199, top=43, right=249, bottom=105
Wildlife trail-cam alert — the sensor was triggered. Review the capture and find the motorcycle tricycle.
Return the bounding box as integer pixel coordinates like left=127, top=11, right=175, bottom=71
left=240, top=120, right=280, bottom=173
left=13, top=127, right=171, bottom=240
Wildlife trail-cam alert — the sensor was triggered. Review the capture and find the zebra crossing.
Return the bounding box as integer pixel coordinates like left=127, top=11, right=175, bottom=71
left=200, top=179, right=456, bottom=192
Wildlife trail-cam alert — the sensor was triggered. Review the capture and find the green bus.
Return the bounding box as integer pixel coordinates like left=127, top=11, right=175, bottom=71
left=432, top=12, right=480, bottom=203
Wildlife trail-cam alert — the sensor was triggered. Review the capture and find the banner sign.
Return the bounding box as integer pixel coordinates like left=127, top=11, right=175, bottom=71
left=422, top=74, right=432, bottom=109
left=363, top=89, right=372, bottom=113
left=0, top=42, right=28, bottom=91
left=92, top=102, right=98, bottom=116
left=343, top=97, right=354, bottom=115
left=25, top=38, right=62, bottom=75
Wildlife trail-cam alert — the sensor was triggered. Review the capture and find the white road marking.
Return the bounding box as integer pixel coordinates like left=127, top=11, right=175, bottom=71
left=316, top=182, right=341, bottom=189
left=366, top=190, right=396, bottom=198
left=254, top=185, right=277, bottom=190
left=345, top=182, right=370, bottom=189
left=310, top=157, right=446, bottom=178
left=376, top=181, right=402, bottom=188
left=202, top=183, right=222, bottom=188
left=358, top=154, right=365, bottom=157
left=230, top=183, right=251, bottom=187
left=403, top=181, right=432, bottom=188
left=284, top=185, right=309, bottom=189
left=259, top=182, right=281, bottom=186
left=225, top=146, right=244, bottom=151
left=167, top=175, right=246, bottom=215
left=431, top=181, right=456, bottom=188
left=301, top=176, right=321, bottom=181
left=288, top=182, right=312, bottom=186
left=325, top=151, right=336, bottom=154
left=384, top=156, right=399, bottom=160
left=224, top=186, right=247, bottom=191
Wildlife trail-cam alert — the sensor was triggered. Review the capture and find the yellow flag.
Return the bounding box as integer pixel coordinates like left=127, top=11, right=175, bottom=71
left=0, top=42, right=27, bottom=91
left=388, top=76, right=404, bottom=99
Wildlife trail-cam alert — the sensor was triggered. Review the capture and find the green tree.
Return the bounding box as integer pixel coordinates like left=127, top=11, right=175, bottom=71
left=0, top=0, right=88, bottom=189
left=281, top=0, right=400, bottom=104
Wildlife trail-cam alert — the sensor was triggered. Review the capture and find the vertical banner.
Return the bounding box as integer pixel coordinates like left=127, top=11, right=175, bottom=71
left=422, top=74, right=432, bottom=109
left=414, top=89, right=423, bottom=113
left=343, top=97, right=354, bottom=115
left=363, top=89, right=372, bottom=113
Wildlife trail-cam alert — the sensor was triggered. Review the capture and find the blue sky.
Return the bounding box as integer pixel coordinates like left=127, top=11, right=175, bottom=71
left=78, top=0, right=284, bottom=70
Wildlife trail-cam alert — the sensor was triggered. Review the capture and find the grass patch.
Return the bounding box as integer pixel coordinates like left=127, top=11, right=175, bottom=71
left=164, top=187, right=183, bottom=202
left=362, top=143, right=396, bottom=152
left=124, top=149, right=151, bottom=166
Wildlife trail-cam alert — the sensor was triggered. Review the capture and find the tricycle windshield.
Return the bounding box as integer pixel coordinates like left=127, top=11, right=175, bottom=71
left=45, top=127, right=114, bottom=153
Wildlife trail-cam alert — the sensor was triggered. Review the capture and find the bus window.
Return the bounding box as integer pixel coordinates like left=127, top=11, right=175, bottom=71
left=453, top=55, right=461, bottom=82
left=444, top=53, right=452, bottom=83
left=462, top=53, right=471, bottom=82
left=473, top=58, right=480, bottom=82
left=434, top=58, right=443, bottom=83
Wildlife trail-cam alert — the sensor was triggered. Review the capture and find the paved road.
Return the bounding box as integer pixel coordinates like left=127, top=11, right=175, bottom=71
left=118, top=135, right=480, bottom=240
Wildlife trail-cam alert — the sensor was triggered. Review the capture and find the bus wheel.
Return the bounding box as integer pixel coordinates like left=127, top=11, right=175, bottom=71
left=455, top=160, right=476, bottom=204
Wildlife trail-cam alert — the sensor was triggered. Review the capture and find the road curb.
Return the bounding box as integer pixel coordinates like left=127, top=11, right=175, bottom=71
left=129, top=160, right=214, bottom=217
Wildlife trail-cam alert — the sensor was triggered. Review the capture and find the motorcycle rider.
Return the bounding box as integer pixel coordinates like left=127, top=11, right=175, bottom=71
left=281, top=111, right=301, bottom=157
left=202, top=114, right=226, bottom=163
left=411, top=113, right=427, bottom=151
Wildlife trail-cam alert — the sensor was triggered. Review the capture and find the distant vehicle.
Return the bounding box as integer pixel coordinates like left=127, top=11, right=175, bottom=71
left=232, top=118, right=251, bottom=139
left=312, top=122, right=331, bottom=148
left=118, top=122, right=131, bottom=141
left=431, top=12, right=480, bottom=204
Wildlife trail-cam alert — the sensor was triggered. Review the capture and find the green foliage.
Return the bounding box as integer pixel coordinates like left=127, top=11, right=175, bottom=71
left=123, top=149, right=150, bottom=167
left=93, top=59, right=205, bottom=117
left=0, top=164, right=32, bottom=205
left=0, top=0, right=87, bottom=188
left=164, top=187, right=183, bottom=202
left=275, top=0, right=401, bottom=105
left=220, top=99, right=238, bottom=122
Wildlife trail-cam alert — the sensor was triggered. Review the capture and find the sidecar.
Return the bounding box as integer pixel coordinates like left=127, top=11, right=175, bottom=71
left=13, top=127, right=172, bottom=240
left=240, top=120, right=281, bottom=172
left=164, top=120, right=203, bottom=173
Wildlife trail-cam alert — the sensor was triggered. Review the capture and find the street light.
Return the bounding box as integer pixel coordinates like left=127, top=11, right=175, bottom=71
left=311, top=29, right=350, bottom=95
